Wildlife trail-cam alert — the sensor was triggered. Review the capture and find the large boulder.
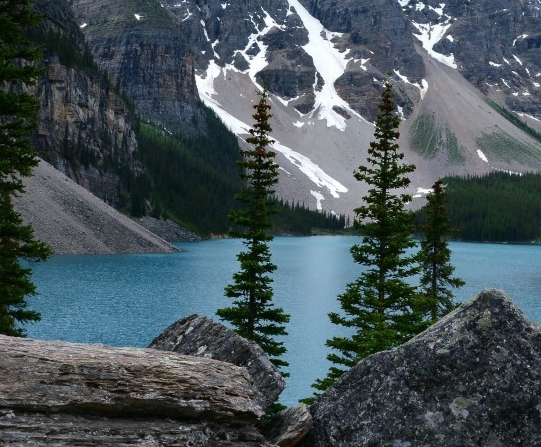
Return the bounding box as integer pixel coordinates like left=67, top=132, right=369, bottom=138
left=302, top=289, right=541, bottom=446
left=0, top=335, right=268, bottom=445
left=149, top=314, right=286, bottom=411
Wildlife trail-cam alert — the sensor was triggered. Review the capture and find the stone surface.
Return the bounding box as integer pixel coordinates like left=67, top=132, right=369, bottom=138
left=149, top=314, right=286, bottom=411
left=32, top=0, right=142, bottom=211
left=259, top=404, right=313, bottom=447
left=301, top=289, right=541, bottom=446
left=70, top=0, right=204, bottom=136
left=0, top=335, right=269, bottom=445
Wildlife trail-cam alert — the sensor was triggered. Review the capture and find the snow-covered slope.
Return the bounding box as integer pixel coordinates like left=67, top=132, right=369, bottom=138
left=104, top=0, right=541, bottom=216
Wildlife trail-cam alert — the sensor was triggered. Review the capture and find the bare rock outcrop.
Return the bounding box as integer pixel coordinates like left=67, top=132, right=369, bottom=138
left=302, top=289, right=541, bottom=446
left=0, top=335, right=269, bottom=445
left=149, top=314, right=286, bottom=411
left=259, top=404, right=313, bottom=447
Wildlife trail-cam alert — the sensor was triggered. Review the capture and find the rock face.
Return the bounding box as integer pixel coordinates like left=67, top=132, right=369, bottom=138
left=149, top=314, right=286, bottom=411
left=0, top=335, right=269, bottom=445
left=70, top=0, right=204, bottom=136
left=302, top=289, right=541, bottom=446
left=259, top=404, right=313, bottom=447
left=4, top=290, right=541, bottom=446
left=32, top=0, right=142, bottom=210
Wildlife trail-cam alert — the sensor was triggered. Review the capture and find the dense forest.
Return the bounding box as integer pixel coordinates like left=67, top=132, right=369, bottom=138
left=137, top=121, right=346, bottom=235
left=416, top=171, right=541, bottom=243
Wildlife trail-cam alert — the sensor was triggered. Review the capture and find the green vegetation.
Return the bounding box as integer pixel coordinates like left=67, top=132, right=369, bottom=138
left=410, top=112, right=441, bottom=159
left=136, top=108, right=242, bottom=234
left=307, top=79, right=423, bottom=399
left=409, top=112, right=465, bottom=163
left=421, top=172, right=541, bottom=242
left=0, top=0, right=52, bottom=336
left=417, top=179, right=463, bottom=323
left=444, top=127, right=466, bottom=164
left=273, top=199, right=348, bottom=235
left=217, top=88, right=290, bottom=372
left=26, top=26, right=97, bottom=72
left=476, top=131, right=541, bottom=165
left=486, top=99, right=541, bottom=145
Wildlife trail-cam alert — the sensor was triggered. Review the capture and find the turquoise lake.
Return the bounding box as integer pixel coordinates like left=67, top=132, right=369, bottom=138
left=27, top=236, right=541, bottom=407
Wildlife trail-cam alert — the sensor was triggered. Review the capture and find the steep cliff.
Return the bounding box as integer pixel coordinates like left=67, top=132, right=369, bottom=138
left=70, top=0, right=205, bottom=136
left=31, top=0, right=143, bottom=211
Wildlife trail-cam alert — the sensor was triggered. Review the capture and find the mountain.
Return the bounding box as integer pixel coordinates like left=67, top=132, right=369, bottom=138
left=62, top=0, right=541, bottom=219
left=23, top=0, right=541, bottom=228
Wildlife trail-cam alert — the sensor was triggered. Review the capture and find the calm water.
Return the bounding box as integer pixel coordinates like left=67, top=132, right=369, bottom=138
left=27, top=236, right=541, bottom=406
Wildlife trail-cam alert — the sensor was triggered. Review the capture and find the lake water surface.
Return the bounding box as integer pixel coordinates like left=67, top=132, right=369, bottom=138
left=28, top=236, right=541, bottom=406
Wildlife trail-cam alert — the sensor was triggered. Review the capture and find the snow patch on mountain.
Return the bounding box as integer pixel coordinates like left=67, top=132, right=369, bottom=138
left=395, top=69, right=429, bottom=100
left=274, top=140, right=348, bottom=198
left=287, top=0, right=362, bottom=130
left=477, top=149, right=489, bottom=163
left=311, top=190, right=325, bottom=210
left=412, top=20, right=456, bottom=69
left=407, top=1, right=457, bottom=69
left=195, top=67, right=348, bottom=199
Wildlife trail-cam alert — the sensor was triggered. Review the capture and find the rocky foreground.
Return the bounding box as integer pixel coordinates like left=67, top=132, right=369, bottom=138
left=1, top=289, right=541, bottom=446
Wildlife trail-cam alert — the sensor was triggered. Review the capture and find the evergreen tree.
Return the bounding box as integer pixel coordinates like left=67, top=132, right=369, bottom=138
left=0, top=0, right=52, bottom=336
left=311, top=79, right=421, bottom=395
left=217, top=88, right=290, bottom=370
left=0, top=198, right=52, bottom=336
left=418, top=179, right=464, bottom=322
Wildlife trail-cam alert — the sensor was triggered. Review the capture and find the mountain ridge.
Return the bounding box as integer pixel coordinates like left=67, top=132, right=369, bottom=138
left=17, top=0, right=541, bottom=244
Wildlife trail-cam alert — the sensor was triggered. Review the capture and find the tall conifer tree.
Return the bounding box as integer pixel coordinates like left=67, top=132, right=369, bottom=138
left=0, top=0, right=52, bottom=336
left=418, top=179, right=464, bottom=322
left=217, top=88, right=290, bottom=370
left=311, top=78, right=421, bottom=394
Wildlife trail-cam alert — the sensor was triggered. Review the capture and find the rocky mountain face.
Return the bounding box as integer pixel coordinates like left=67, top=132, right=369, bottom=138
left=2, top=289, right=541, bottom=445
left=69, top=0, right=204, bottom=135
left=66, top=0, right=541, bottom=217
left=31, top=0, right=142, bottom=210
left=25, top=0, right=541, bottom=221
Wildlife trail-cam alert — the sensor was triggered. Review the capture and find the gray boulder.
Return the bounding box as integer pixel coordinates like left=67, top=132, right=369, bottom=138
left=259, top=404, right=313, bottom=447
left=149, top=314, right=287, bottom=411
left=0, top=335, right=268, bottom=445
left=302, top=289, right=541, bottom=446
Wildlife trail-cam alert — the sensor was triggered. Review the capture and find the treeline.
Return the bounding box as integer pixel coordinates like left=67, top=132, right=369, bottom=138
left=136, top=111, right=242, bottom=234
left=273, top=199, right=349, bottom=235
left=26, top=26, right=97, bottom=72
left=137, top=118, right=347, bottom=235
left=416, top=171, right=541, bottom=242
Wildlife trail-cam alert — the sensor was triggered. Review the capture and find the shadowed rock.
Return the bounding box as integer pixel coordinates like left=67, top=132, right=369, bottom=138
left=0, top=335, right=268, bottom=445
left=259, top=404, right=313, bottom=447
left=301, top=289, right=541, bottom=446
left=149, top=314, right=286, bottom=411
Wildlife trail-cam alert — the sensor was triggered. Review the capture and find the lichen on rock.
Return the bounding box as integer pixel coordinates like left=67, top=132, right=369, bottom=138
left=302, top=289, right=541, bottom=446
